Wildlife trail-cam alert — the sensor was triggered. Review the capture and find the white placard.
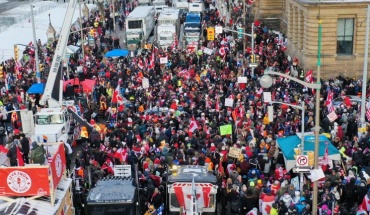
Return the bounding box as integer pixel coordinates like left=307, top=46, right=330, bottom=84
left=142, top=78, right=149, bottom=89
left=237, top=77, right=247, bottom=83
left=203, top=47, right=213, bottom=55
left=77, top=66, right=83, bottom=73
left=160, top=57, right=168, bottom=64
left=263, top=92, right=272, bottom=103
left=327, top=111, right=338, bottom=122
left=268, top=106, right=274, bottom=122
left=290, top=176, right=300, bottom=191
left=225, top=98, right=234, bottom=107
left=309, top=168, right=325, bottom=182
left=215, top=26, right=223, bottom=34
left=113, top=165, right=132, bottom=177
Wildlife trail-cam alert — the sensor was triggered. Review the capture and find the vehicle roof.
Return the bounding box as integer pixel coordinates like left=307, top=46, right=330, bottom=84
left=36, top=108, right=64, bottom=115
left=168, top=165, right=217, bottom=183
left=86, top=177, right=136, bottom=203
left=127, top=6, right=154, bottom=19
left=157, top=9, right=180, bottom=20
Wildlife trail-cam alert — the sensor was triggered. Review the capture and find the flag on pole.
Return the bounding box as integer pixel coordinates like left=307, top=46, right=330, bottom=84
left=112, top=85, right=123, bottom=104
left=305, top=69, right=313, bottom=83
left=322, top=141, right=329, bottom=171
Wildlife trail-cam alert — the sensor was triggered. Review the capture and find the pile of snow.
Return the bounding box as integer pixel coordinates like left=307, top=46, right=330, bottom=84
left=0, top=2, right=97, bottom=61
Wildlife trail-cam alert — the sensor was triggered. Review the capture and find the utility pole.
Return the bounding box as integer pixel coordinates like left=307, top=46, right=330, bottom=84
left=112, top=0, right=116, bottom=34
left=79, top=3, right=85, bottom=61
left=312, top=18, right=322, bottom=215
left=251, top=22, right=255, bottom=76
left=243, top=0, right=246, bottom=57
left=360, top=5, right=370, bottom=129
left=30, top=0, right=40, bottom=82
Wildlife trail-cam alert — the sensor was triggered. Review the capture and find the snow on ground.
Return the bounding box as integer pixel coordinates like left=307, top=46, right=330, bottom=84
left=0, top=1, right=97, bottom=61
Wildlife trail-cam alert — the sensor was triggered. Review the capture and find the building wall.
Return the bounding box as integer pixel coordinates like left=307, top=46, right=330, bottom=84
left=256, top=0, right=370, bottom=79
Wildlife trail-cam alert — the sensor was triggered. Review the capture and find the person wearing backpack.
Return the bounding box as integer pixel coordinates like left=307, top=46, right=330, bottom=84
left=30, top=141, right=46, bottom=165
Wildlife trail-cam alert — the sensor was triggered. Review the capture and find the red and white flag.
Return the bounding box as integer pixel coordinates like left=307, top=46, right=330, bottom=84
left=148, top=52, right=155, bottom=69
left=111, top=85, right=123, bottom=104
left=138, top=58, right=144, bottom=69
left=172, top=182, right=214, bottom=210
left=189, top=117, right=199, bottom=133
left=325, top=91, right=335, bottom=113
left=215, top=95, right=220, bottom=112
left=260, top=194, right=275, bottom=215
left=16, top=146, right=24, bottom=166
left=366, top=102, right=370, bottom=121
left=305, top=69, right=313, bottom=83
left=361, top=193, right=370, bottom=212
left=322, top=142, right=329, bottom=171
left=246, top=208, right=258, bottom=215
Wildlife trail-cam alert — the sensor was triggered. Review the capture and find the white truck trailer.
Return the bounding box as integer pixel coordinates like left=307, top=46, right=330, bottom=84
left=156, top=8, right=180, bottom=49
left=125, top=6, right=156, bottom=50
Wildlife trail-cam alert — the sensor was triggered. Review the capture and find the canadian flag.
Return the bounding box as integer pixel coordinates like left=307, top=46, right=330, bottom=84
left=215, top=95, right=220, bottom=112
left=305, top=69, right=313, bottom=83
left=325, top=91, right=335, bottom=113
left=322, top=142, right=329, bottom=171
left=148, top=52, right=155, bottom=69
left=260, top=194, right=275, bottom=215
left=111, top=85, right=123, bottom=104
left=138, top=58, right=144, bottom=69
left=246, top=208, right=258, bottom=215
left=172, top=183, right=214, bottom=210
left=219, top=46, right=226, bottom=56
left=361, top=194, right=370, bottom=211
left=189, top=117, right=199, bottom=133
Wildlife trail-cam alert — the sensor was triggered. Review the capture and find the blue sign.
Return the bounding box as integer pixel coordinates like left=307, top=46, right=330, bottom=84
left=238, top=28, right=243, bottom=39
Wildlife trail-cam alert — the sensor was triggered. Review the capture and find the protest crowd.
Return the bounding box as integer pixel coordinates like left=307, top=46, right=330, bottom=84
left=2, top=0, right=370, bottom=215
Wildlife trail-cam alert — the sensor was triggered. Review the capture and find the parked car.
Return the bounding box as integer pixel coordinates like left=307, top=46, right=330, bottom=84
left=332, top=95, right=369, bottom=107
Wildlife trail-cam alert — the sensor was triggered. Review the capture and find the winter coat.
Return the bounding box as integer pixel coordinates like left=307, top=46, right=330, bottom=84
left=30, top=145, right=46, bottom=165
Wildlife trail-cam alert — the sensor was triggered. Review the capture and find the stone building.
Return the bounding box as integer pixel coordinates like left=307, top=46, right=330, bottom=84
left=254, top=0, right=370, bottom=78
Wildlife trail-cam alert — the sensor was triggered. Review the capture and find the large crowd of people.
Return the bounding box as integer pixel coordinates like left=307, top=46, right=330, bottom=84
left=2, top=0, right=370, bottom=215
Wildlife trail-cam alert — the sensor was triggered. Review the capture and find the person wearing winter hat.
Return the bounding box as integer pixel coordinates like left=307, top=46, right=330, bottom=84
left=30, top=141, right=46, bottom=165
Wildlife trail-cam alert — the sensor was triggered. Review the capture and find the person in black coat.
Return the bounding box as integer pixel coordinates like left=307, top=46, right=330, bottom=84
left=244, top=188, right=258, bottom=213
left=20, top=134, right=29, bottom=164
left=151, top=188, right=163, bottom=209
left=278, top=199, right=288, bottom=215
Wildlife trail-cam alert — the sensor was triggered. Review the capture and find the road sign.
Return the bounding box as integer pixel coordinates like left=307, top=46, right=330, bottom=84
left=237, top=28, right=243, bottom=39
left=296, top=155, right=308, bottom=167
left=215, top=26, right=223, bottom=34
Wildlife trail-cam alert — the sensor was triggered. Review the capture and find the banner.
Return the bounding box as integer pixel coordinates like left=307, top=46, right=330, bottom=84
left=50, top=143, right=66, bottom=191
left=142, top=78, right=149, bottom=89
left=0, top=167, right=50, bottom=196
left=220, top=124, right=232, bottom=135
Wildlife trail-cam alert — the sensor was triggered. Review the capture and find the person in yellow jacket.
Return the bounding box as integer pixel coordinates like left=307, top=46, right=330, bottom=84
left=106, top=87, right=113, bottom=99
left=80, top=127, right=89, bottom=143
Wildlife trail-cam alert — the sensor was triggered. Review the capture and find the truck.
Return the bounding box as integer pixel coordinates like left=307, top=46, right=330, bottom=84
left=86, top=177, right=137, bottom=215
left=125, top=6, right=156, bottom=50
left=156, top=8, right=180, bottom=49
left=183, top=12, right=202, bottom=51
left=21, top=0, right=92, bottom=144
left=138, top=0, right=151, bottom=6
left=167, top=165, right=218, bottom=215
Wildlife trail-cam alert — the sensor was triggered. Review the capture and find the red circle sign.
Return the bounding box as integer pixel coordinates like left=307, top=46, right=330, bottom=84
left=297, top=155, right=308, bottom=166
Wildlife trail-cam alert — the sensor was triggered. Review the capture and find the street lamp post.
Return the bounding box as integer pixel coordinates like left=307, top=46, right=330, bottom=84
left=30, top=0, right=40, bottom=82
left=260, top=70, right=321, bottom=215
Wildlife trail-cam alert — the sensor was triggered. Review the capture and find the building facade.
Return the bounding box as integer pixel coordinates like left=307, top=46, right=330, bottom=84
left=254, top=0, right=370, bottom=79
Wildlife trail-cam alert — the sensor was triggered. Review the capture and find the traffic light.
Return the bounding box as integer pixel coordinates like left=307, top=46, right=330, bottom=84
left=39, top=64, right=44, bottom=72
left=294, top=148, right=301, bottom=159
left=250, top=54, right=254, bottom=63
left=207, top=28, right=215, bottom=41
left=237, top=27, right=243, bottom=39
left=13, top=45, right=19, bottom=62
left=307, top=151, right=314, bottom=166
left=89, top=29, right=95, bottom=37
left=0, top=66, right=3, bottom=79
